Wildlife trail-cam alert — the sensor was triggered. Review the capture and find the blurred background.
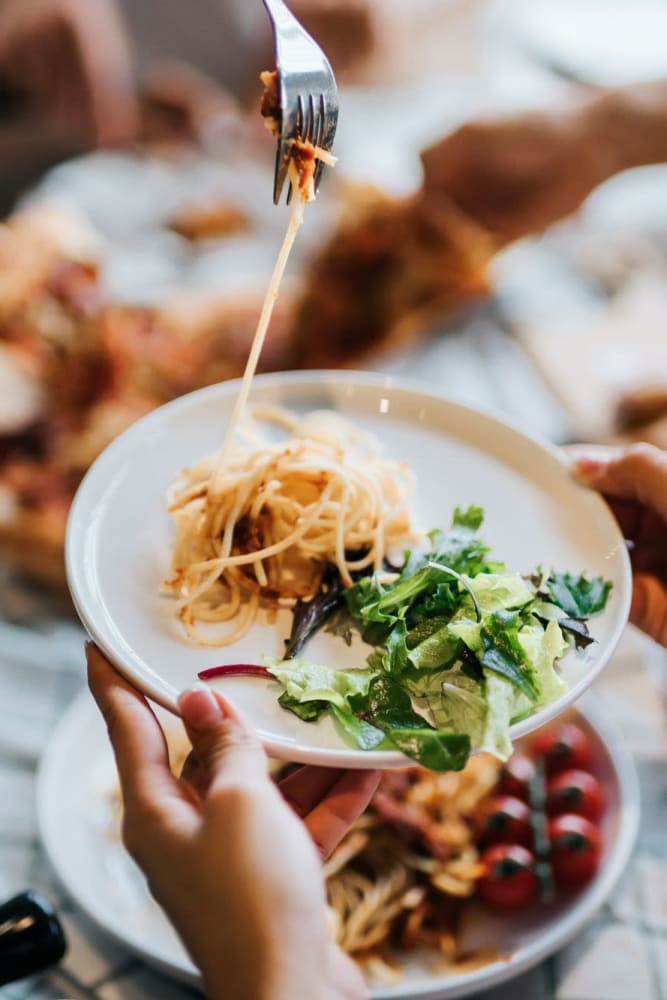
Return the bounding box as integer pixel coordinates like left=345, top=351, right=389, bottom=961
left=3, top=4, right=667, bottom=999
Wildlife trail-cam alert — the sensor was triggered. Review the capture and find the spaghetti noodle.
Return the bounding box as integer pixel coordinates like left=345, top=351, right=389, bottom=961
left=210, top=70, right=336, bottom=495
left=324, top=758, right=500, bottom=981
left=164, top=407, right=417, bottom=645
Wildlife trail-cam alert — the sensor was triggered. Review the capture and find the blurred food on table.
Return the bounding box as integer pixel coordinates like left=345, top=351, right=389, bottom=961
left=290, top=186, right=492, bottom=367
left=167, top=196, right=251, bottom=243
left=289, top=0, right=488, bottom=85
left=0, top=202, right=299, bottom=586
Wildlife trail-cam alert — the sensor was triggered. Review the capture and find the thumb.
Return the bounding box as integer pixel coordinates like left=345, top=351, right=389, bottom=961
left=569, top=443, right=667, bottom=523
left=178, top=684, right=266, bottom=790
left=631, top=573, right=667, bottom=648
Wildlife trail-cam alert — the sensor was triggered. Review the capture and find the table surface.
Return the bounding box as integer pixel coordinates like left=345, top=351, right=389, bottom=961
left=1, top=305, right=667, bottom=1000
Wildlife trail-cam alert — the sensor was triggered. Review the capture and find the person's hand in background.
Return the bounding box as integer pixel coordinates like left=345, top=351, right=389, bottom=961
left=571, top=443, right=667, bottom=647
left=420, top=107, right=607, bottom=246
left=0, top=0, right=138, bottom=147
left=420, top=81, right=667, bottom=247
left=87, top=644, right=377, bottom=1000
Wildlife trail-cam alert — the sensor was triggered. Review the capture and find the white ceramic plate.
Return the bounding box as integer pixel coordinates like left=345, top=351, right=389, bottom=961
left=37, top=694, right=639, bottom=998
left=66, top=371, right=632, bottom=768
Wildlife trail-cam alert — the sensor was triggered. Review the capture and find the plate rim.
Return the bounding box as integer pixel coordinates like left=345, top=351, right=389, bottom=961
left=65, top=369, right=633, bottom=769
left=36, top=690, right=640, bottom=999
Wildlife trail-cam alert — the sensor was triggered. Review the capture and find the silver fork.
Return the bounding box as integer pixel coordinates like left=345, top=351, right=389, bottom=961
left=262, top=0, right=339, bottom=204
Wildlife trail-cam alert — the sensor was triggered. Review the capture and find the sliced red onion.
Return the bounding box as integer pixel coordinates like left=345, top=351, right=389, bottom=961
left=198, top=664, right=273, bottom=681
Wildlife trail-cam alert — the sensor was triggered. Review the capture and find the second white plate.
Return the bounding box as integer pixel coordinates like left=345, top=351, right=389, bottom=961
left=66, top=371, right=632, bottom=768
left=37, top=693, right=639, bottom=999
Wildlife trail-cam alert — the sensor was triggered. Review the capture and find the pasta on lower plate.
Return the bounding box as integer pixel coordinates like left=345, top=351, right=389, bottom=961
left=323, top=756, right=501, bottom=982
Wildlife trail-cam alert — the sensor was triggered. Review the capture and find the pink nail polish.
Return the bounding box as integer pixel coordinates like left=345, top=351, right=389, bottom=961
left=574, top=456, right=604, bottom=475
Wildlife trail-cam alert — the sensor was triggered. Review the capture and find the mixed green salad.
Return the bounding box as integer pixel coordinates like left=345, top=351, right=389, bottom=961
left=201, top=507, right=611, bottom=772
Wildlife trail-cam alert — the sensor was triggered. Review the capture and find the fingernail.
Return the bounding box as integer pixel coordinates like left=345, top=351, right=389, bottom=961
left=572, top=456, right=605, bottom=479
left=566, top=450, right=609, bottom=484
left=178, top=683, right=225, bottom=730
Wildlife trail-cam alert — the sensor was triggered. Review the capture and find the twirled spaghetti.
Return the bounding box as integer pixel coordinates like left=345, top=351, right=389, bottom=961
left=164, top=407, right=417, bottom=645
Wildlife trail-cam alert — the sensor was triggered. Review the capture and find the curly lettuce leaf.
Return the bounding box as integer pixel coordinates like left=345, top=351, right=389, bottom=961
left=480, top=610, right=538, bottom=701
left=264, top=657, right=376, bottom=710
left=422, top=662, right=487, bottom=747
left=518, top=618, right=567, bottom=706
left=278, top=692, right=328, bottom=722
left=547, top=573, right=612, bottom=619
left=479, top=673, right=517, bottom=760
left=465, top=572, right=535, bottom=616
left=345, top=506, right=497, bottom=631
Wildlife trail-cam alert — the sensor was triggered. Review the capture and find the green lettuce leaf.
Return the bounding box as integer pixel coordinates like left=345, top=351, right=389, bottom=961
left=480, top=610, right=538, bottom=701
left=463, top=572, right=535, bottom=617
left=429, top=505, right=492, bottom=576
left=330, top=706, right=386, bottom=750
left=332, top=693, right=472, bottom=772
left=264, top=657, right=376, bottom=709
left=381, top=620, right=410, bottom=676
left=408, top=626, right=460, bottom=671
left=447, top=618, right=484, bottom=654
left=278, top=692, right=328, bottom=722
left=518, top=618, right=567, bottom=706
left=363, top=675, right=431, bottom=731
left=387, top=728, right=471, bottom=771
left=345, top=506, right=497, bottom=632
left=547, top=573, right=612, bottom=619
left=448, top=605, right=539, bottom=702
left=406, top=615, right=452, bottom=649
left=479, top=673, right=516, bottom=760
left=446, top=573, right=536, bottom=648
left=425, top=662, right=487, bottom=747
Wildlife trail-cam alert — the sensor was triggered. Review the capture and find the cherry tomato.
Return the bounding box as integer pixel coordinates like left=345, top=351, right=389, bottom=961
left=548, top=814, right=602, bottom=886
left=478, top=844, right=540, bottom=910
left=477, top=795, right=533, bottom=848
left=547, top=769, right=605, bottom=822
left=498, top=753, right=536, bottom=801
left=531, top=723, right=594, bottom=776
